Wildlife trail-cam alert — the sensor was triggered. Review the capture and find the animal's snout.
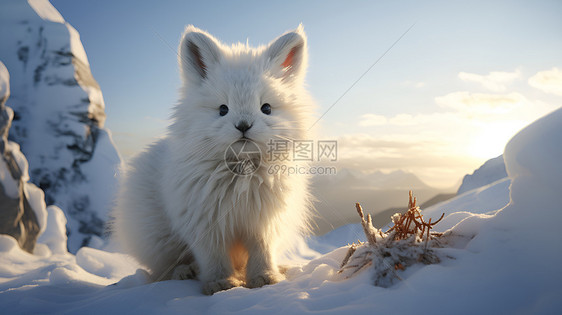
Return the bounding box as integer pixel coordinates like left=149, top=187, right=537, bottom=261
left=235, top=121, right=252, bottom=133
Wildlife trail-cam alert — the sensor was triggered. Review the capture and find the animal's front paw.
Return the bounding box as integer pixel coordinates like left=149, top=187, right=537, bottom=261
left=246, top=271, right=284, bottom=289
left=171, top=262, right=199, bottom=280
left=202, top=278, right=244, bottom=295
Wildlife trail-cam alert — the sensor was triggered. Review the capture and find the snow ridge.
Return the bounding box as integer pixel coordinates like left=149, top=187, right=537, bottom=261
left=457, top=154, right=507, bottom=195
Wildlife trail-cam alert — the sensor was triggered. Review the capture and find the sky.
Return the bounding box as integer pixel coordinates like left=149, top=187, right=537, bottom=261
left=50, top=0, right=562, bottom=188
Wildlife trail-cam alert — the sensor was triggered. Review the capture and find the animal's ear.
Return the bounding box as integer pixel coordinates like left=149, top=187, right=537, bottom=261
left=178, top=26, right=222, bottom=84
left=265, top=24, right=308, bottom=84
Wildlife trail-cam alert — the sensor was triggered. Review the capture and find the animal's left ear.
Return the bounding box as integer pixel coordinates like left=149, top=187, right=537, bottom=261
left=178, top=25, right=223, bottom=85
left=265, top=24, right=308, bottom=84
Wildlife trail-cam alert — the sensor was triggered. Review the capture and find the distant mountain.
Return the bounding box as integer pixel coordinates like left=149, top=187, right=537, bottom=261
left=0, top=0, right=122, bottom=251
left=312, top=168, right=431, bottom=190
left=311, top=168, right=370, bottom=189
left=364, top=169, right=431, bottom=190
left=457, top=155, right=507, bottom=195
left=311, top=168, right=452, bottom=234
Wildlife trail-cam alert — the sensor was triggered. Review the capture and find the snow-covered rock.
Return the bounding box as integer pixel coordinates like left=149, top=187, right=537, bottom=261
left=0, top=0, right=122, bottom=251
left=457, top=154, right=507, bottom=195
left=37, top=205, right=68, bottom=255
left=0, top=61, right=46, bottom=253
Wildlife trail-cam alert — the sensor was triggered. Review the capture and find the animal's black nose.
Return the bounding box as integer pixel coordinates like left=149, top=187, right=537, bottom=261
left=235, top=121, right=252, bottom=133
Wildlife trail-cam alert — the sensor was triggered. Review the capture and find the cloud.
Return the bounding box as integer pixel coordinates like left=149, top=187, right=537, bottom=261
left=360, top=113, right=459, bottom=127
left=332, top=132, right=481, bottom=188
left=528, top=67, right=562, bottom=96
left=358, top=114, right=387, bottom=126
left=340, top=65, right=559, bottom=188
left=345, top=91, right=557, bottom=187
left=435, top=91, right=526, bottom=116
left=458, top=69, right=521, bottom=92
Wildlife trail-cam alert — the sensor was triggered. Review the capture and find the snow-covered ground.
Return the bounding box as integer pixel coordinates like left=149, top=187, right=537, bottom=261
left=1, top=106, right=561, bottom=314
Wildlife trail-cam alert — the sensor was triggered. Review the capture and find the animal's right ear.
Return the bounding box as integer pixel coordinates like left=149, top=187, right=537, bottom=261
left=265, top=25, right=308, bottom=85
left=178, top=26, right=222, bottom=84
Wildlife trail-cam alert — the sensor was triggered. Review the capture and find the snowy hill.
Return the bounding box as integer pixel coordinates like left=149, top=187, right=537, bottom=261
left=1, top=101, right=560, bottom=313
left=457, top=154, right=507, bottom=195
left=0, top=0, right=122, bottom=251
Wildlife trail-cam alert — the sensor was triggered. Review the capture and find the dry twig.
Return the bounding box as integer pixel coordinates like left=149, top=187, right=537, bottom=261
left=386, top=191, right=444, bottom=242
left=339, top=190, right=447, bottom=287
left=356, top=203, right=377, bottom=245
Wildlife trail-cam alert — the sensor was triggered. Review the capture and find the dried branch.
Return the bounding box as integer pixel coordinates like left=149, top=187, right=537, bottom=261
left=386, top=190, right=444, bottom=242
left=339, top=243, right=358, bottom=269
left=356, top=203, right=377, bottom=245
left=339, top=190, right=447, bottom=287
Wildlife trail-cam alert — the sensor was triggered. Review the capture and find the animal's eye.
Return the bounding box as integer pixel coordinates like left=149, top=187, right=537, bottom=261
left=219, top=104, right=229, bottom=116
left=261, top=103, right=271, bottom=115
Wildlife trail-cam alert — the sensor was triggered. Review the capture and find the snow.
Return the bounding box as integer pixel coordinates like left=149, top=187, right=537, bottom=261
left=423, top=177, right=511, bottom=230
left=0, top=156, right=18, bottom=199
left=0, top=61, right=8, bottom=99
left=66, top=23, right=90, bottom=67
left=7, top=142, right=30, bottom=183
left=1, top=2, right=561, bottom=311
left=0, top=61, right=48, bottom=234
left=37, top=206, right=68, bottom=255
left=0, top=64, right=18, bottom=199
left=22, top=180, right=48, bottom=235
left=457, top=154, right=507, bottom=195
left=0, top=0, right=122, bottom=251
left=27, top=0, right=65, bottom=24
left=1, top=107, right=562, bottom=313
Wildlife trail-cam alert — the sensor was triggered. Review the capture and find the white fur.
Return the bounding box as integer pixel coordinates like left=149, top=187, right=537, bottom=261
left=112, top=25, right=314, bottom=294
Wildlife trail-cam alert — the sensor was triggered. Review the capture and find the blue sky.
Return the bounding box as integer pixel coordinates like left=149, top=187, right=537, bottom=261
left=51, top=0, right=562, bottom=187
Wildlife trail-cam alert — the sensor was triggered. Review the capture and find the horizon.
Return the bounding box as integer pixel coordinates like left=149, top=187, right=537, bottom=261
left=51, top=0, right=562, bottom=188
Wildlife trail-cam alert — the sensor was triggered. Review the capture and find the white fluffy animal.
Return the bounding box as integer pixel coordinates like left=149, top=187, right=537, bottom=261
left=112, top=25, right=314, bottom=295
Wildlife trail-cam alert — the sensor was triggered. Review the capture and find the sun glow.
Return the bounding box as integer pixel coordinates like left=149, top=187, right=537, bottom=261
left=467, top=121, right=527, bottom=159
